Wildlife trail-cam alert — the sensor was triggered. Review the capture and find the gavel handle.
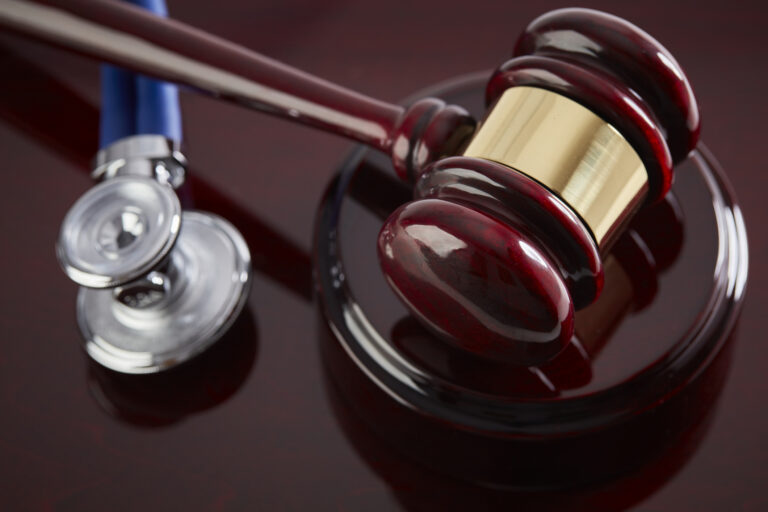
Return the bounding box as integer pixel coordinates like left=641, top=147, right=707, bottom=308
left=0, top=0, right=411, bottom=155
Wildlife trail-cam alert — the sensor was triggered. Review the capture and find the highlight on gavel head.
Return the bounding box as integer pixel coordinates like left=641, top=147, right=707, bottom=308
left=377, top=8, right=699, bottom=366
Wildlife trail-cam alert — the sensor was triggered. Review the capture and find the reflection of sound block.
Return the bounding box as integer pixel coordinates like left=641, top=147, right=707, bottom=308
left=314, top=73, right=747, bottom=489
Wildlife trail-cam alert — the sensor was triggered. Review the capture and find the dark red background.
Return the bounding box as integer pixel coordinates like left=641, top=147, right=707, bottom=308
left=0, top=0, right=765, bottom=510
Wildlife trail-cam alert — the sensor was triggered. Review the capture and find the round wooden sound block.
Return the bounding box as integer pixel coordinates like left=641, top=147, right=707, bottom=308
left=314, top=73, right=747, bottom=490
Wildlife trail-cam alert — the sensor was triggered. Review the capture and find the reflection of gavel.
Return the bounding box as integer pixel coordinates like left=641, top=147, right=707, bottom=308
left=1, top=3, right=698, bottom=365
left=324, top=299, right=732, bottom=501
left=575, top=193, right=685, bottom=354
left=391, top=192, right=685, bottom=396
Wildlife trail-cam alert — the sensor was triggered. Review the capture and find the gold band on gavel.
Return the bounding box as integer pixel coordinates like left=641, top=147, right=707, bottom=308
left=463, top=86, right=648, bottom=249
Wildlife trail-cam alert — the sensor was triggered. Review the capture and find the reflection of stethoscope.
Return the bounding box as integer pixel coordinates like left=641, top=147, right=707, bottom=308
left=55, top=0, right=251, bottom=374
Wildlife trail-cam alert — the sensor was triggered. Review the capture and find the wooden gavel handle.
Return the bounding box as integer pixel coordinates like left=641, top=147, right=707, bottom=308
left=0, top=0, right=473, bottom=178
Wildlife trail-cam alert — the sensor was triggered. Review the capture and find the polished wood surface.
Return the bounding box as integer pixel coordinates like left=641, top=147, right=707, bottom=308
left=0, top=1, right=765, bottom=510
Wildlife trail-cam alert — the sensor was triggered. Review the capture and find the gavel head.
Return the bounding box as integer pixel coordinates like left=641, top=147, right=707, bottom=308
left=377, top=8, right=699, bottom=365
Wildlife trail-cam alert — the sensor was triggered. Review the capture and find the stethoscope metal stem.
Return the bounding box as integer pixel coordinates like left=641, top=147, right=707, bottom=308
left=92, top=134, right=186, bottom=188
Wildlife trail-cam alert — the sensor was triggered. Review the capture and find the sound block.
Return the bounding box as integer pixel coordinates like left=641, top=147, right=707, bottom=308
left=314, top=73, right=747, bottom=490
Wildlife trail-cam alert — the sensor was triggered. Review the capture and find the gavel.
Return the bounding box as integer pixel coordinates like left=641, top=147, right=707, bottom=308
left=0, top=1, right=698, bottom=365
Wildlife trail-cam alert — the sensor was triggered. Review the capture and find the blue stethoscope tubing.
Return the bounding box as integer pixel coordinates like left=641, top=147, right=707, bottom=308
left=99, top=0, right=181, bottom=148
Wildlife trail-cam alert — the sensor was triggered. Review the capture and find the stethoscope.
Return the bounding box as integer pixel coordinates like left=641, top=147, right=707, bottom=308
left=55, top=0, right=251, bottom=374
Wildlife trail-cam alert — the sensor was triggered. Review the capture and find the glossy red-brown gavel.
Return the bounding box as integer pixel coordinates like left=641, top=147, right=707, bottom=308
left=380, top=10, right=698, bottom=364
left=0, top=2, right=698, bottom=365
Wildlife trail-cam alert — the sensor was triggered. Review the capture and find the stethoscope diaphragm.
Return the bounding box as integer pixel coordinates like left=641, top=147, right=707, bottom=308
left=57, top=175, right=252, bottom=373
left=57, top=176, right=181, bottom=288
left=76, top=210, right=251, bottom=374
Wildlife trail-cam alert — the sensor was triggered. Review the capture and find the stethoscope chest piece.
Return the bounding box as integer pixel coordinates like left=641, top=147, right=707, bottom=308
left=57, top=176, right=181, bottom=288
left=58, top=177, right=251, bottom=374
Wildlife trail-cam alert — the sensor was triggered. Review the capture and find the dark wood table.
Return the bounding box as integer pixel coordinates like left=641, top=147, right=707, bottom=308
left=0, top=1, right=765, bottom=510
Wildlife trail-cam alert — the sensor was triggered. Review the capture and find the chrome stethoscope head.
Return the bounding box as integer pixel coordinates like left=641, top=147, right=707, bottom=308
left=57, top=135, right=252, bottom=374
